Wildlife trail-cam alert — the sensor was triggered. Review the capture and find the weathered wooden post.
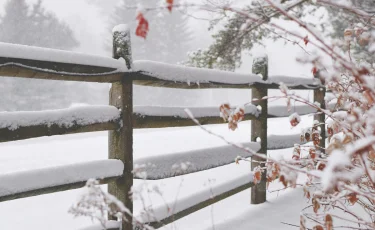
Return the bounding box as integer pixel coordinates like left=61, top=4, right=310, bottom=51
left=314, top=86, right=326, bottom=152
left=109, top=24, right=133, bottom=230
left=251, top=55, right=268, bottom=204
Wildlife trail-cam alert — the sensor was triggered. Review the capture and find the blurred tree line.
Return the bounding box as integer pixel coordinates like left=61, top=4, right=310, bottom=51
left=0, top=0, right=194, bottom=111
left=0, top=0, right=86, bottom=111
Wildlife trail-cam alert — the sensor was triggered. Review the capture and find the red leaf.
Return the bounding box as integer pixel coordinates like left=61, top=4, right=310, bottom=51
left=136, top=13, right=149, bottom=39
left=279, top=175, right=287, bottom=188
left=303, top=187, right=310, bottom=199
left=303, top=36, right=309, bottom=46
left=289, top=113, right=301, bottom=127
left=347, top=193, right=358, bottom=205
left=317, top=161, right=326, bottom=171
left=166, top=0, right=173, bottom=12
left=325, top=214, right=333, bottom=230
left=309, top=148, right=316, bottom=159
left=312, top=197, right=320, bottom=213
left=312, top=66, right=318, bottom=76
left=219, top=103, right=231, bottom=121
left=253, top=166, right=262, bottom=184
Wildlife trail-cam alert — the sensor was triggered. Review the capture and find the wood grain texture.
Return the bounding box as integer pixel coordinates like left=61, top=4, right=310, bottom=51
left=108, top=28, right=134, bottom=230
left=251, top=56, right=268, bottom=205
left=314, top=87, right=326, bottom=153
left=0, top=121, right=119, bottom=143
left=131, top=72, right=322, bottom=90
left=0, top=58, right=124, bottom=82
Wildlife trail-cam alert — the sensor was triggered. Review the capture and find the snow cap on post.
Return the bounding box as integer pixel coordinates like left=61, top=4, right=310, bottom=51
left=252, top=52, right=268, bottom=81
left=112, top=24, right=133, bottom=70
left=112, top=24, right=130, bottom=34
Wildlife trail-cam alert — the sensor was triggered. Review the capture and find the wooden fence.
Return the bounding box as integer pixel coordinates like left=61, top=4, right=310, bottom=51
left=0, top=25, right=325, bottom=230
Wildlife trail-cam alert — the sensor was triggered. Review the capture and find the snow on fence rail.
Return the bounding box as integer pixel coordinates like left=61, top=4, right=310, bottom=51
left=0, top=26, right=327, bottom=230
left=133, top=104, right=259, bottom=128
left=0, top=105, right=121, bottom=142
left=134, top=142, right=261, bottom=180
left=0, top=43, right=322, bottom=90
left=0, top=42, right=125, bottom=69
left=0, top=103, right=321, bottom=143
left=134, top=102, right=326, bottom=125
left=132, top=60, right=322, bottom=90
left=0, top=160, right=123, bottom=202
left=268, top=102, right=336, bottom=118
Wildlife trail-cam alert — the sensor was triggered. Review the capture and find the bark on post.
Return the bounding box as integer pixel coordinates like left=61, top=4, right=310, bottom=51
left=109, top=24, right=133, bottom=230
left=251, top=55, right=268, bottom=204
left=314, top=87, right=326, bottom=153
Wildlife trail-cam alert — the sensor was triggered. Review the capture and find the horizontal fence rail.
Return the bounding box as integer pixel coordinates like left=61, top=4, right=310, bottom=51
left=133, top=105, right=259, bottom=128
left=0, top=42, right=126, bottom=83
left=0, top=61, right=125, bottom=83
left=78, top=175, right=254, bottom=230
left=0, top=43, right=322, bottom=90
left=131, top=60, right=322, bottom=90
left=134, top=142, right=261, bottom=180
left=138, top=173, right=254, bottom=228
left=0, top=160, right=123, bottom=202
left=0, top=103, right=325, bottom=143
left=0, top=106, right=120, bottom=142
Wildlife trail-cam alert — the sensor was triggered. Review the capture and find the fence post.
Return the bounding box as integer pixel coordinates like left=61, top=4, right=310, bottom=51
left=109, top=24, right=133, bottom=230
left=251, top=55, right=268, bottom=204
left=314, top=86, right=326, bottom=153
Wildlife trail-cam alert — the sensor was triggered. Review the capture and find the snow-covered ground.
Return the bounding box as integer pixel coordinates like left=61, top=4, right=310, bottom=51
left=0, top=114, right=313, bottom=230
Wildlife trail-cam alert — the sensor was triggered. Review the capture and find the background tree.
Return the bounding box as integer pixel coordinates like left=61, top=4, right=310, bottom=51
left=327, top=0, right=375, bottom=67
left=0, top=0, right=78, bottom=49
left=0, top=0, right=95, bottom=111
left=108, top=0, right=192, bottom=64
left=185, top=0, right=375, bottom=71
left=106, top=0, right=196, bottom=107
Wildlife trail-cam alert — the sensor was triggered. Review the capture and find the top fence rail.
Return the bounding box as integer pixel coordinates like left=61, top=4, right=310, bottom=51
left=0, top=42, right=322, bottom=89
